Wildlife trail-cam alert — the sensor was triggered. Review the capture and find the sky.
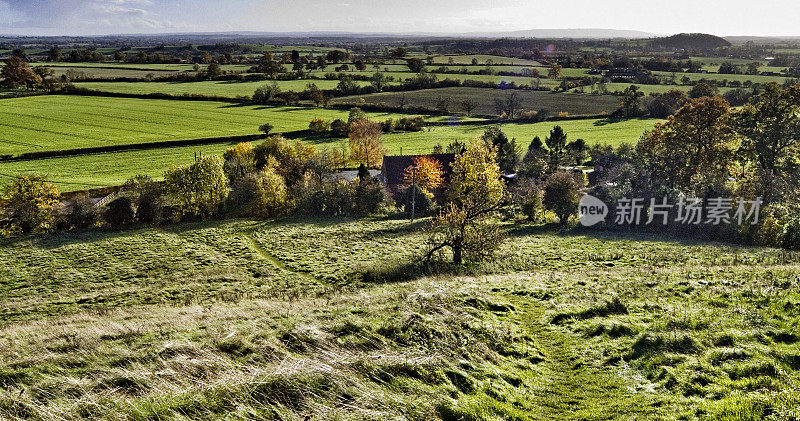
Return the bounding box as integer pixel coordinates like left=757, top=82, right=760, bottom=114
left=1, top=0, right=799, bottom=37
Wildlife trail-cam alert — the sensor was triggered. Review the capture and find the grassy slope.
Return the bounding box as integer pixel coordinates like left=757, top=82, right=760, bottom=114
left=0, top=118, right=659, bottom=190
left=0, top=218, right=798, bottom=419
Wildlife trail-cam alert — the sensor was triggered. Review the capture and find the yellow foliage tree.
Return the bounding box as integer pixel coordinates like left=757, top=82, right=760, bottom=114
left=348, top=119, right=387, bottom=167
left=425, top=140, right=505, bottom=264
left=1, top=175, right=60, bottom=234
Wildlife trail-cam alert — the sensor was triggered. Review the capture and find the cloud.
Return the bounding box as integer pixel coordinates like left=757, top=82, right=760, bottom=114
left=2, top=0, right=187, bottom=33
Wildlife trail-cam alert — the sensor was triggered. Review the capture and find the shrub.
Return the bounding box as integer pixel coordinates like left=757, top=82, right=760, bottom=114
left=297, top=179, right=390, bottom=217
left=227, top=168, right=288, bottom=218
left=104, top=196, right=136, bottom=227
left=401, top=184, right=434, bottom=217
left=163, top=156, right=229, bottom=220
left=380, top=119, right=394, bottom=133
left=66, top=195, right=99, bottom=230
left=543, top=172, right=582, bottom=225
left=510, top=179, right=544, bottom=221
left=308, top=118, right=330, bottom=133
left=136, top=188, right=165, bottom=224
left=330, top=119, right=348, bottom=137
left=1, top=174, right=60, bottom=234
left=395, top=116, right=425, bottom=132
left=122, top=175, right=164, bottom=224
left=782, top=218, right=800, bottom=251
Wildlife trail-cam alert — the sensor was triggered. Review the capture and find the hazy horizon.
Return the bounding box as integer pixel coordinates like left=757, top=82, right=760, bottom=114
left=1, top=0, right=800, bottom=38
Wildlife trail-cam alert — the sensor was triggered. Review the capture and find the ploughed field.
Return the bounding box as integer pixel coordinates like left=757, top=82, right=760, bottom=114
left=0, top=217, right=798, bottom=419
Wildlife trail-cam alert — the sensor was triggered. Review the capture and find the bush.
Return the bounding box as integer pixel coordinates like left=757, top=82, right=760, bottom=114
left=510, top=179, right=544, bottom=221
left=308, top=118, right=330, bottom=133
left=136, top=188, right=165, bottom=224
left=122, top=175, right=165, bottom=224
left=782, top=218, right=800, bottom=251
left=395, top=116, right=425, bottom=132
left=163, top=156, right=229, bottom=220
left=227, top=168, right=288, bottom=218
left=543, top=172, right=582, bottom=225
left=297, top=179, right=390, bottom=217
left=330, top=119, right=348, bottom=137
left=104, top=196, right=136, bottom=227
left=1, top=175, right=60, bottom=234
left=66, top=195, right=99, bottom=230
left=401, top=184, right=434, bottom=217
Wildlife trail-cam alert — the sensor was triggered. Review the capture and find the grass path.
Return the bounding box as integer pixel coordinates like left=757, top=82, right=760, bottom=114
left=245, top=228, right=324, bottom=286
left=519, top=304, right=662, bottom=418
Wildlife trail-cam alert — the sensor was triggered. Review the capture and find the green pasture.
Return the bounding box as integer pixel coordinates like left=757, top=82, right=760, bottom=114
left=333, top=87, right=623, bottom=116
left=0, top=116, right=658, bottom=190
left=0, top=95, right=431, bottom=156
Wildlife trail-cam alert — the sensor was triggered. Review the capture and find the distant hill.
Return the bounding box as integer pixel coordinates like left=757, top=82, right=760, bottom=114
left=725, top=36, right=800, bottom=44
left=650, top=33, right=731, bottom=50
left=463, top=28, right=657, bottom=39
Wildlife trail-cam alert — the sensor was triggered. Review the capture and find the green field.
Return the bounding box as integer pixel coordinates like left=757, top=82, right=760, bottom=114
left=334, top=87, right=623, bottom=116
left=431, top=54, right=543, bottom=66
left=0, top=117, right=658, bottom=190
left=73, top=78, right=371, bottom=97
left=653, top=70, right=794, bottom=85
left=0, top=95, right=432, bottom=156
left=0, top=142, right=238, bottom=189
left=0, top=217, right=798, bottom=419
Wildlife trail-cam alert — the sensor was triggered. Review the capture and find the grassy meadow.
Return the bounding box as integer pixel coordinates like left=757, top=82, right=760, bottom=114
left=333, top=87, right=623, bottom=117
left=0, top=217, right=798, bottom=419
left=0, top=117, right=658, bottom=190
left=73, top=79, right=371, bottom=98
left=0, top=95, right=445, bottom=156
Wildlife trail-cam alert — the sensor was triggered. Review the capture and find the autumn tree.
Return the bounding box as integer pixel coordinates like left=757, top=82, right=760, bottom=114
left=688, top=82, right=717, bottom=99
left=548, top=62, right=563, bottom=79
left=0, top=56, right=42, bottom=88
left=1, top=175, right=60, bottom=234
left=637, top=96, right=737, bottom=191
left=734, top=83, right=800, bottom=174
left=402, top=156, right=445, bottom=196
left=228, top=166, right=288, bottom=218
left=425, top=141, right=505, bottom=264
left=348, top=119, right=387, bottom=167
left=253, top=135, right=318, bottom=188
left=164, top=156, right=229, bottom=219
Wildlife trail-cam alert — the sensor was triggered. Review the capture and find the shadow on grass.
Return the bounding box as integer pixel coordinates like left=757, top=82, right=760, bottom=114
left=0, top=218, right=259, bottom=250
left=359, top=259, right=474, bottom=284
left=593, top=117, right=653, bottom=127
left=507, top=222, right=756, bottom=249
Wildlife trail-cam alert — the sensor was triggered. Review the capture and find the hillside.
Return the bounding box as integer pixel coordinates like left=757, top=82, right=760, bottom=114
left=0, top=218, right=798, bottom=419
left=650, top=33, right=732, bottom=50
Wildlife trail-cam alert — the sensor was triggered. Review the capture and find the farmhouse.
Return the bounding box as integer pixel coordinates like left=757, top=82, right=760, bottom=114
left=380, top=153, right=456, bottom=201
left=604, top=67, right=649, bottom=82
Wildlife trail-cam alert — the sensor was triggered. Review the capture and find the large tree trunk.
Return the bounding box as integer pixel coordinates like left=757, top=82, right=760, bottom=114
left=452, top=240, right=463, bottom=265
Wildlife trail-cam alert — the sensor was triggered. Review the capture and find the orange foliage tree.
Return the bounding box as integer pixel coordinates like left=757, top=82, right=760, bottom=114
left=403, top=156, right=445, bottom=195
